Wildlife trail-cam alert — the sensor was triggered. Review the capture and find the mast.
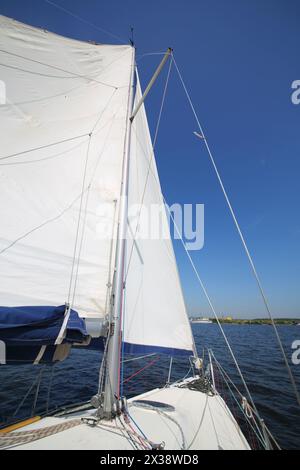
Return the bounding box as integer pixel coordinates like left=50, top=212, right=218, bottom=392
left=102, top=47, right=173, bottom=418
left=102, top=46, right=136, bottom=418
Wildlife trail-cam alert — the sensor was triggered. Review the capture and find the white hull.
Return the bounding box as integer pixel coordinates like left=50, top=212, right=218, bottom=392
left=1, top=378, right=250, bottom=450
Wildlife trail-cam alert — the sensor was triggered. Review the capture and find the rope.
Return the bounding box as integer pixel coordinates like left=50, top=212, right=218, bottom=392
left=0, top=133, right=89, bottom=161
left=0, top=413, right=156, bottom=450
left=0, top=419, right=82, bottom=449
left=210, top=351, right=269, bottom=446
left=122, top=414, right=150, bottom=450
left=242, top=397, right=254, bottom=419
left=130, top=402, right=186, bottom=450
left=122, top=358, right=159, bottom=385
left=177, top=376, right=215, bottom=396
left=97, top=418, right=151, bottom=449
left=117, top=416, right=141, bottom=450
left=213, top=352, right=281, bottom=450
left=172, top=53, right=300, bottom=409
left=43, top=0, right=126, bottom=44
left=11, top=374, right=42, bottom=419
left=125, top=409, right=148, bottom=441
left=216, top=367, right=266, bottom=448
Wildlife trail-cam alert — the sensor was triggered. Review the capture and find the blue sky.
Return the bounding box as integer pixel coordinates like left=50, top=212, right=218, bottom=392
left=0, top=0, right=299, bottom=317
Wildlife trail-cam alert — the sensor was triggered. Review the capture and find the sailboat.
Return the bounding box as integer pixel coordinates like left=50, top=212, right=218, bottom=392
left=191, top=318, right=213, bottom=324
left=0, top=14, right=284, bottom=450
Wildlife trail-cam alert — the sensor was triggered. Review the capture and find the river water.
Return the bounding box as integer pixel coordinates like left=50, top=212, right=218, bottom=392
left=0, top=324, right=299, bottom=449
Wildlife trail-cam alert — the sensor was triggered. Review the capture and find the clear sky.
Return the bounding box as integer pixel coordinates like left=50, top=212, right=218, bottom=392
left=0, top=0, right=299, bottom=318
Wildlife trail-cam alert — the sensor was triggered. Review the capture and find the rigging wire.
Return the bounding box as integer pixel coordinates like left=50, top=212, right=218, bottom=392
left=171, top=53, right=300, bottom=409
left=31, top=367, right=45, bottom=417
left=43, top=0, right=127, bottom=44
left=210, top=351, right=274, bottom=447
left=58, top=93, right=120, bottom=342
left=136, top=52, right=167, bottom=61
left=45, top=366, right=55, bottom=414
left=121, top=415, right=149, bottom=450
left=122, top=358, right=159, bottom=385
left=130, top=401, right=186, bottom=449
left=0, top=187, right=87, bottom=257
left=213, top=367, right=266, bottom=449
left=11, top=373, right=42, bottom=419
left=164, top=196, right=263, bottom=422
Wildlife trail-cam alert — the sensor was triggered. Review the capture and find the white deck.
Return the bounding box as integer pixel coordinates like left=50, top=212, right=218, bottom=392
left=6, top=380, right=250, bottom=450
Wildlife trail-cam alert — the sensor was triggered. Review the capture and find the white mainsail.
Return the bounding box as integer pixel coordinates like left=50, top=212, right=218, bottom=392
left=124, top=73, right=195, bottom=355
left=0, top=15, right=195, bottom=356
left=0, top=15, right=132, bottom=320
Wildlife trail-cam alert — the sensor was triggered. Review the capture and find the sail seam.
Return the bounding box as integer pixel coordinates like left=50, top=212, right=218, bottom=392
left=0, top=47, right=132, bottom=88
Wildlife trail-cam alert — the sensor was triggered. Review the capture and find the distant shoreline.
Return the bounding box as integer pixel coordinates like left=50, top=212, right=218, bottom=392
left=190, top=318, right=300, bottom=325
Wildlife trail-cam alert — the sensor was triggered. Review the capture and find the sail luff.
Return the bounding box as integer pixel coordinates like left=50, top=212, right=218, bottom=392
left=123, top=72, right=196, bottom=357
left=102, top=46, right=136, bottom=417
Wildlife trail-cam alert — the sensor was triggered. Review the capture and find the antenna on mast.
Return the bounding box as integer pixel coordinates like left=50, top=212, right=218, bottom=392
left=129, top=26, right=134, bottom=46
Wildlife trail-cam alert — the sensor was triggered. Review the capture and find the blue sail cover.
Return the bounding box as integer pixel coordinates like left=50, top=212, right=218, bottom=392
left=122, top=342, right=193, bottom=357
left=86, top=338, right=193, bottom=357
left=0, top=305, right=89, bottom=364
